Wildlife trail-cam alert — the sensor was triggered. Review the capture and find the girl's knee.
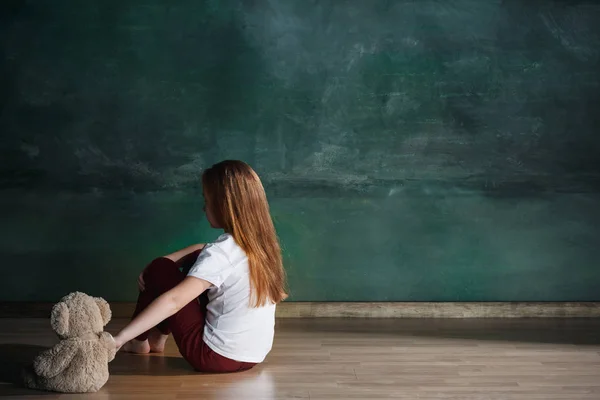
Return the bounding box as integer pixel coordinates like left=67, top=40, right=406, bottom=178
left=143, top=257, right=177, bottom=284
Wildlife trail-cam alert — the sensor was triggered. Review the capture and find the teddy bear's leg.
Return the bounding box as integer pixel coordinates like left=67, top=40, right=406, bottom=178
left=22, top=365, right=70, bottom=393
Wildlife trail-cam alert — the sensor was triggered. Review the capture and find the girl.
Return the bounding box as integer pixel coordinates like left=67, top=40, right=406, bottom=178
left=112, top=160, right=287, bottom=373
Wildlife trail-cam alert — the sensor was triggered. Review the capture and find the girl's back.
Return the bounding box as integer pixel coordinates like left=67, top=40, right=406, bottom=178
left=187, top=233, right=276, bottom=363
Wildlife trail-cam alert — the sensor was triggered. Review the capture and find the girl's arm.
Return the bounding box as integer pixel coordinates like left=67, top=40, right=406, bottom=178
left=112, top=276, right=211, bottom=349
left=164, top=243, right=206, bottom=263
left=138, top=244, right=205, bottom=291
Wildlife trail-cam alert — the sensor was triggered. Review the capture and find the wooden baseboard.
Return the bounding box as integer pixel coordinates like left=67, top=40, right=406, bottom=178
left=1, top=302, right=599, bottom=318
left=278, top=302, right=600, bottom=318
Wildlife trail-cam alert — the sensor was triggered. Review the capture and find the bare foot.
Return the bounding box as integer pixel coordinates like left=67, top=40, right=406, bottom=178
left=121, top=339, right=151, bottom=354
left=148, top=328, right=169, bottom=353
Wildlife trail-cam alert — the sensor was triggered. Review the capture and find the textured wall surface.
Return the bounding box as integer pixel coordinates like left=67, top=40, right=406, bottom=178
left=1, top=0, right=599, bottom=301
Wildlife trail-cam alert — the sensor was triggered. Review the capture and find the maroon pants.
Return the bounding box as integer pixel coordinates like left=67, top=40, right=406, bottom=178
left=131, top=251, right=257, bottom=373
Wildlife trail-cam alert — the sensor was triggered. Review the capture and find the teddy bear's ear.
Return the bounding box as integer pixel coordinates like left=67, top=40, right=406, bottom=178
left=50, top=302, right=69, bottom=337
left=94, top=297, right=111, bottom=326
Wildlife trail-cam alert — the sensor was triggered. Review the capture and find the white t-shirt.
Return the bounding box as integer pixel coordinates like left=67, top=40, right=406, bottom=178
left=186, top=233, right=276, bottom=363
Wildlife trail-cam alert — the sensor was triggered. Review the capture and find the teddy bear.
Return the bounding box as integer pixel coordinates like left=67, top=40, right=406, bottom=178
left=22, top=291, right=117, bottom=393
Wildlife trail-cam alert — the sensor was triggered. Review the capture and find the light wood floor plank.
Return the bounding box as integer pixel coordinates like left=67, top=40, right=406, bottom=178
left=0, top=318, right=598, bottom=399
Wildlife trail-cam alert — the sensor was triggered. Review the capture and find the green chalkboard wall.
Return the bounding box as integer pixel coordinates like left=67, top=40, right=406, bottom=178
left=1, top=0, right=599, bottom=302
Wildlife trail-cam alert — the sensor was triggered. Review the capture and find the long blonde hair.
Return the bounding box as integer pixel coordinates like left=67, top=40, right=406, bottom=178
left=202, top=160, right=287, bottom=307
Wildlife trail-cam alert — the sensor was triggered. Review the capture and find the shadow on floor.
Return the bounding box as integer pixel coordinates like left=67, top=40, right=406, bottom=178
left=109, top=352, right=197, bottom=376
left=282, top=318, right=600, bottom=346
left=0, top=343, right=55, bottom=397
left=0, top=343, right=198, bottom=398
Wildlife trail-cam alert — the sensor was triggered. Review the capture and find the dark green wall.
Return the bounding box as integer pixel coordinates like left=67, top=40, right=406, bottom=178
left=1, top=0, right=599, bottom=302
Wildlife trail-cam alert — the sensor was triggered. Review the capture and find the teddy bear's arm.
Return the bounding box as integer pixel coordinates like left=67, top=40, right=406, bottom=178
left=33, top=340, right=79, bottom=379
left=100, top=332, right=117, bottom=362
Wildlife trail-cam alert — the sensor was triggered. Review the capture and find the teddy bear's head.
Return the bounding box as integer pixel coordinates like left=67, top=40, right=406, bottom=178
left=50, top=292, right=111, bottom=339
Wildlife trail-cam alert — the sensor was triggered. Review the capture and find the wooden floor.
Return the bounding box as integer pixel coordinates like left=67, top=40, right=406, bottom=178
left=0, top=318, right=599, bottom=399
